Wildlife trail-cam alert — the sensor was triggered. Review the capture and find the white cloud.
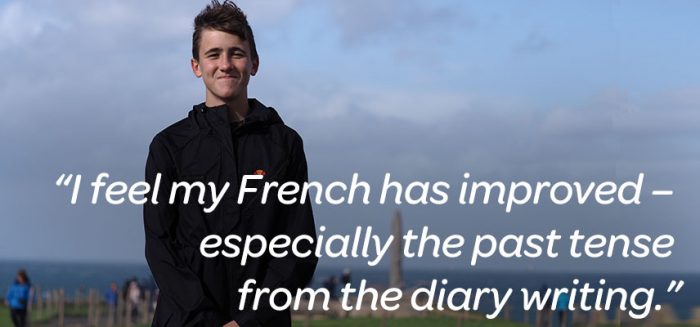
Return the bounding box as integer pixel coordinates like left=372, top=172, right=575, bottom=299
left=0, top=1, right=697, bottom=270
left=327, top=0, right=470, bottom=45
left=0, top=1, right=67, bottom=48
left=239, top=0, right=301, bottom=26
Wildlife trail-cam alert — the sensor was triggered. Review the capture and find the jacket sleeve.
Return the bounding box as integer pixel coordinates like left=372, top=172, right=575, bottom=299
left=232, top=135, right=318, bottom=327
left=144, top=137, right=228, bottom=327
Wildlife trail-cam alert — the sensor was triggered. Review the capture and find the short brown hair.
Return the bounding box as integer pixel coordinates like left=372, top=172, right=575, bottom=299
left=16, top=269, right=30, bottom=284
left=192, top=0, right=258, bottom=61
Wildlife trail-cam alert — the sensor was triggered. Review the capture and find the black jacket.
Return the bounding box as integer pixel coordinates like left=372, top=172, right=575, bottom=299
left=144, top=99, right=317, bottom=327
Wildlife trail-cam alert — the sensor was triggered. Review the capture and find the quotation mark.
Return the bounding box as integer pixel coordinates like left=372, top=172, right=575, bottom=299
left=667, top=280, right=684, bottom=293
left=655, top=280, right=685, bottom=311
left=56, top=173, right=82, bottom=204
left=56, top=173, right=73, bottom=186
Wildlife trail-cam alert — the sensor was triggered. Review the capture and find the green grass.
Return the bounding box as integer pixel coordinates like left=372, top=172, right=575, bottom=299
left=0, top=311, right=10, bottom=327
left=290, top=317, right=700, bottom=327
left=0, top=307, right=57, bottom=327
left=292, top=316, right=528, bottom=327
left=0, top=314, right=538, bottom=327
left=3, top=308, right=699, bottom=327
left=0, top=303, right=104, bottom=327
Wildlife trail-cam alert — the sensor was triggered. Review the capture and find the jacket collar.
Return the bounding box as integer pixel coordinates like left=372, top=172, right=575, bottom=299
left=190, top=98, right=284, bottom=156
left=192, top=98, right=283, bottom=128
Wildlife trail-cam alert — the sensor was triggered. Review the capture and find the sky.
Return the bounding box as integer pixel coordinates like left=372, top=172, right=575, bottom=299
left=0, top=0, right=698, bottom=272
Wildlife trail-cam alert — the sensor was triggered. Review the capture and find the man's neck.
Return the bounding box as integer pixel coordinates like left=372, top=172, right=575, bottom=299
left=227, top=96, right=249, bottom=123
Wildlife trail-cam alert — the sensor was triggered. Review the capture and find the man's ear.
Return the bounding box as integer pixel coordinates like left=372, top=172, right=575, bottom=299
left=191, top=58, right=203, bottom=78
left=251, top=57, right=260, bottom=76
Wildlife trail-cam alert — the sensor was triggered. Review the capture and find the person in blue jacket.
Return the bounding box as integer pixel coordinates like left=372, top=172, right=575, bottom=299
left=556, top=291, right=570, bottom=327
left=4, top=269, right=31, bottom=327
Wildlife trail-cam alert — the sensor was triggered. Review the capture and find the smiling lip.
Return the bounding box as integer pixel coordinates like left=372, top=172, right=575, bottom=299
left=218, top=75, right=236, bottom=79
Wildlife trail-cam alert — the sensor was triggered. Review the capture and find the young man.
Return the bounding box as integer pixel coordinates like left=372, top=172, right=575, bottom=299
left=143, top=1, right=317, bottom=326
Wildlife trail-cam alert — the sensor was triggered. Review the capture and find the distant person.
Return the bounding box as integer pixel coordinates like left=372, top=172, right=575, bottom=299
left=121, top=276, right=139, bottom=301
left=340, top=269, right=351, bottom=317
left=127, top=280, right=142, bottom=318
left=104, top=282, right=119, bottom=307
left=537, top=283, right=552, bottom=327
left=322, top=276, right=338, bottom=300
left=340, top=268, right=351, bottom=286
left=556, top=292, right=570, bottom=327
left=5, top=269, right=31, bottom=327
left=104, top=282, right=119, bottom=323
left=140, top=276, right=158, bottom=313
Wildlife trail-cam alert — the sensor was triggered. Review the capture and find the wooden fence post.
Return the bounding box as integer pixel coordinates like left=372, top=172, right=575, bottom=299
left=116, top=290, right=124, bottom=327
left=51, top=289, right=58, bottom=313
left=87, top=289, right=94, bottom=326
left=141, top=290, right=152, bottom=324
left=93, top=289, right=102, bottom=327
left=35, top=284, right=43, bottom=318
left=58, top=288, right=65, bottom=327
left=523, top=309, right=529, bottom=325
left=125, top=297, right=133, bottom=327
left=304, top=308, right=311, bottom=327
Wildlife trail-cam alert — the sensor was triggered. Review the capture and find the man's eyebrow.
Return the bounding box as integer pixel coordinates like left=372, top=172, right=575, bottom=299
left=204, top=47, right=222, bottom=55
left=203, top=46, right=247, bottom=57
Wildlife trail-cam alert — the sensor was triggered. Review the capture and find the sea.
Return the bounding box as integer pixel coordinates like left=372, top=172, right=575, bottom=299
left=1, top=260, right=698, bottom=322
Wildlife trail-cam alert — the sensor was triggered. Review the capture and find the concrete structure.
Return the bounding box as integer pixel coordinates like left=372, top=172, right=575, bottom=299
left=389, top=209, right=403, bottom=289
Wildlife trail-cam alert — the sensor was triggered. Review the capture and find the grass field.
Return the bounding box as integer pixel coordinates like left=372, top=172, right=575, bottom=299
left=291, top=316, right=528, bottom=327
left=1, top=309, right=699, bottom=327
left=0, top=305, right=90, bottom=327
left=0, top=312, right=527, bottom=327
left=0, top=312, right=8, bottom=327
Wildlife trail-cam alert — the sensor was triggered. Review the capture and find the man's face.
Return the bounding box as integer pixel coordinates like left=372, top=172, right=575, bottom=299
left=191, top=29, right=258, bottom=106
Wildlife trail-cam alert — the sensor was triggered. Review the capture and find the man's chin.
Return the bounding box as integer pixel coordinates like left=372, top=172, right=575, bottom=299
left=212, top=92, right=242, bottom=104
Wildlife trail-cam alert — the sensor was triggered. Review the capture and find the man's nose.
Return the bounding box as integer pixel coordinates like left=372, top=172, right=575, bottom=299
left=219, top=57, right=233, bottom=71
